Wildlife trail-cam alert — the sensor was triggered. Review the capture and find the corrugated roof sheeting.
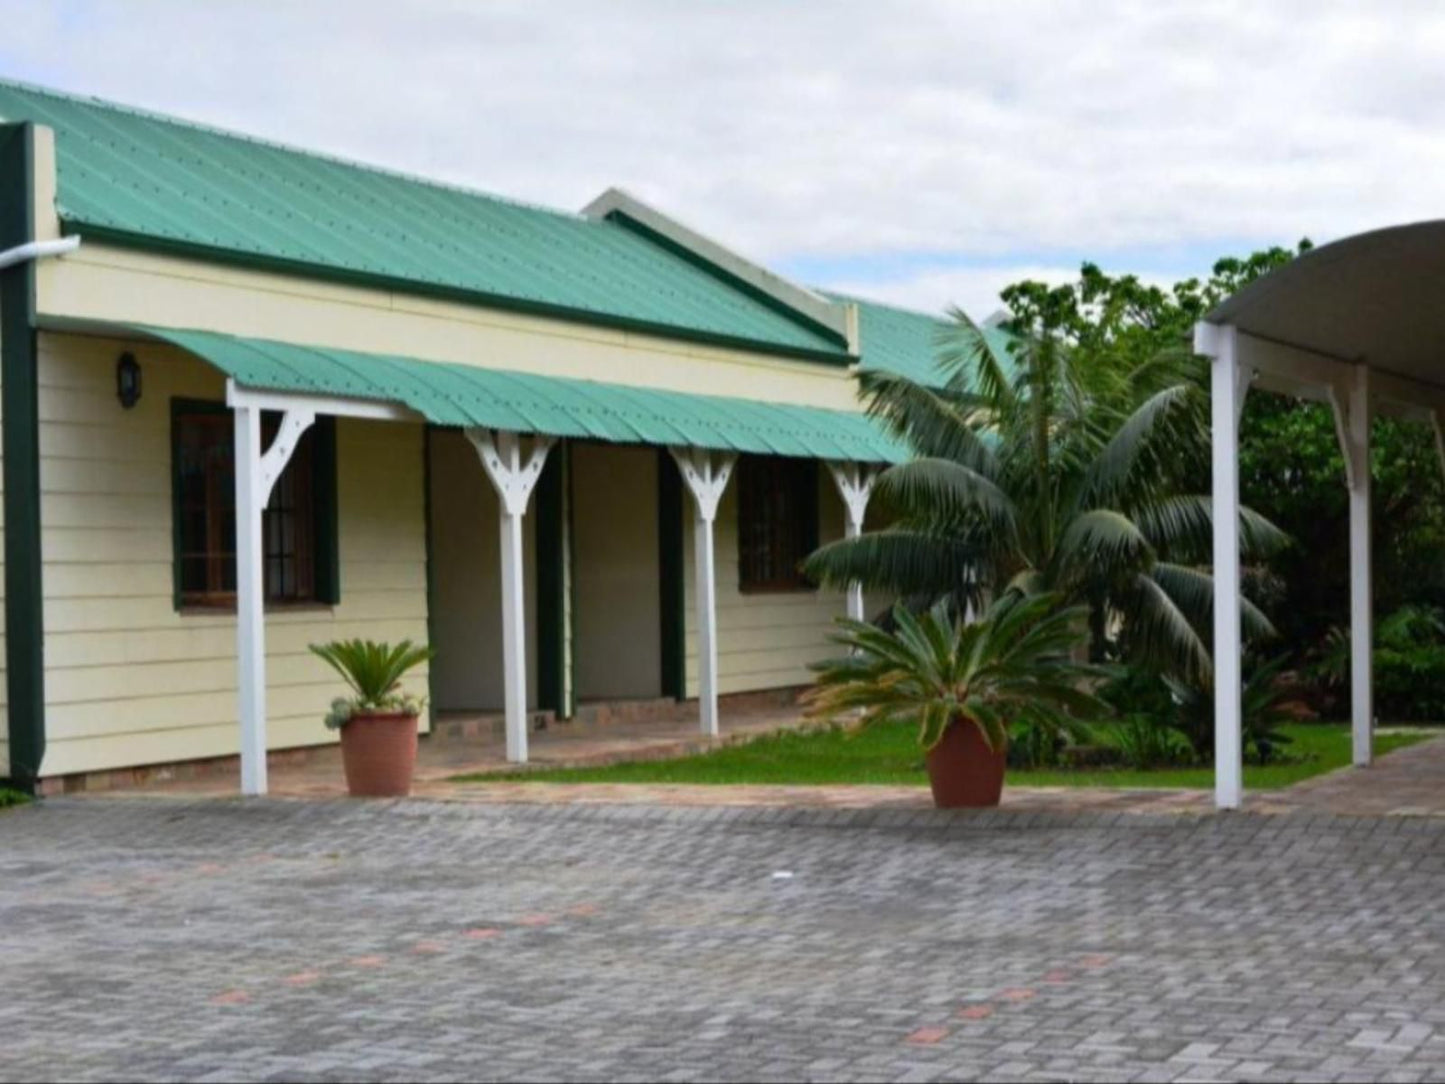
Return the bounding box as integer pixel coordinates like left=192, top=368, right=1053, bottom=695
left=0, top=79, right=846, bottom=360
left=830, top=293, right=1016, bottom=390
left=145, top=327, right=909, bottom=464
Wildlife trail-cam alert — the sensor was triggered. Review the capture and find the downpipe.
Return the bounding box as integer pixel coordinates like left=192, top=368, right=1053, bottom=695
left=0, top=234, right=80, bottom=271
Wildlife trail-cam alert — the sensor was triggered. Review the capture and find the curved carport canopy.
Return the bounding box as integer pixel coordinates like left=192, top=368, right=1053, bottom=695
left=1196, top=220, right=1445, bottom=809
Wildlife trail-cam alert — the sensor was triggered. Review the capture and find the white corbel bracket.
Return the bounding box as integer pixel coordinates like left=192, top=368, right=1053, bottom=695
left=669, top=446, right=737, bottom=521
left=258, top=409, right=316, bottom=506
left=1326, top=369, right=1370, bottom=493
left=828, top=462, right=878, bottom=625
left=466, top=428, right=554, bottom=514
left=827, top=462, right=877, bottom=532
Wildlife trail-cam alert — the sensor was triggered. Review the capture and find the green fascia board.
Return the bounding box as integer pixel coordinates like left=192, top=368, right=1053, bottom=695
left=0, top=78, right=849, bottom=363
left=141, top=326, right=908, bottom=465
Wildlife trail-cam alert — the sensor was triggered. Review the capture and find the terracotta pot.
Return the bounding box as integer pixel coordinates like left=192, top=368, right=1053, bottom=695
left=339, top=711, right=419, bottom=797
left=924, top=718, right=1007, bottom=809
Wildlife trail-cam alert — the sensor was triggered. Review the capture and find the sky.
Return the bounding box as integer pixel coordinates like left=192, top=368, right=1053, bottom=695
left=2, top=0, right=1443, bottom=318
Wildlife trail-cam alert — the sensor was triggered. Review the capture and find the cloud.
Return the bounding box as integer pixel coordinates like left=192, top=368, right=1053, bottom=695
left=1, top=0, right=1441, bottom=307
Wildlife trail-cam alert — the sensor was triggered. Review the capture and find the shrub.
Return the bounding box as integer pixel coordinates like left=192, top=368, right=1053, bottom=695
left=1374, top=645, right=1445, bottom=722
left=1098, top=665, right=1175, bottom=720
left=806, top=593, right=1108, bottom=755
left=1103, top=714, right=1195, bottom=769
left=1309, top=604, right=1445, bottom=721
left=1166, top=656, right=1295, bottom=765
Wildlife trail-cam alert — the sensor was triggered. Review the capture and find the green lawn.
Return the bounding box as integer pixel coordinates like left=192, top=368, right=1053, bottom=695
left=455, top=721, right=1437, bottom=790
left=0, top=787, right=30, bottom=811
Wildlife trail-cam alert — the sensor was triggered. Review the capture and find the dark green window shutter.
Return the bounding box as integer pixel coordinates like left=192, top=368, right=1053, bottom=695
left=312, top=415, right=340, bottom=605
left=802, top=459, right=821, bottom=557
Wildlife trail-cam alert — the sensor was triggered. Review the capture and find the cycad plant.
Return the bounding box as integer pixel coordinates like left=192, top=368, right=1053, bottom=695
left=805, top=593, right=1107, bottom=754
left=806, top=309, right=1285, bottom=681
left=310, top=639, right=434, bottom=729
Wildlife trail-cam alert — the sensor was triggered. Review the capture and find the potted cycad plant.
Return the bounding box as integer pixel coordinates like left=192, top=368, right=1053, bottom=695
left=310, top=639, right=434, bottom=798
left=806, top=594, right=1105, bottom=808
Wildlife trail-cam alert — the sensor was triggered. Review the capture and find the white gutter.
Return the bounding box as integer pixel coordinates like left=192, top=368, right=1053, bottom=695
left=0, top=235, right=80, bottom=272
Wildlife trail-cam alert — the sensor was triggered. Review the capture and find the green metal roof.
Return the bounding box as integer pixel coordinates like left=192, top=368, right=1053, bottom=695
left=0, top=78, right=848, bottom=362
left=143, top=326, right=908, bottom=463
left=831, top=293, right=1015, bottom=389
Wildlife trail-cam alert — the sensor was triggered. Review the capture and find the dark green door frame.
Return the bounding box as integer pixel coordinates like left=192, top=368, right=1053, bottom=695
left=535, top=440, right=568, bottom=718
left=657, top=448, right=685, bottom=700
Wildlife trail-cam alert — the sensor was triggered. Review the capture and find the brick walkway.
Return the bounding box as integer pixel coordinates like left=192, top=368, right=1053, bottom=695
left=6, top=797, right=1445, bottom=1081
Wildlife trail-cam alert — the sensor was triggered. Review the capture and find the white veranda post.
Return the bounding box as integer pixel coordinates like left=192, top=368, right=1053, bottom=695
left=467, top=429, right=554, bottom=763
left=1338, top=366, right=1374, bottom=767
left=1198, top=322, right=1244, bottom=810
left=669, top=447, right=737, bottom=737
left=827, top=462, right=877, bottom=623
left=234, top=402, right=316, bottom=797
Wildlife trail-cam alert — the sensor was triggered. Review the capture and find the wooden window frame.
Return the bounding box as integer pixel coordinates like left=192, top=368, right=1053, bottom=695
left=170, top=398, right=339, bottom=613
left=735, top=455, right=819, bottom=594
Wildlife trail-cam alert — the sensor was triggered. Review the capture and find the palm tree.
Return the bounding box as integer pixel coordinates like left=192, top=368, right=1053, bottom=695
left=806, top=310, right=1284, bottom=681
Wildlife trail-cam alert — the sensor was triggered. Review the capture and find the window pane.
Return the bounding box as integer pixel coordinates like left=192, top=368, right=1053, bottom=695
left=736, top=456, right=816, bottom=592
left=175, top=406, right=321, bottom=606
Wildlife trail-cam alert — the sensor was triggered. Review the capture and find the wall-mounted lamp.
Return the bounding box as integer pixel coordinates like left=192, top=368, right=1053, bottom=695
left=116, top=353, right=141, bottom=409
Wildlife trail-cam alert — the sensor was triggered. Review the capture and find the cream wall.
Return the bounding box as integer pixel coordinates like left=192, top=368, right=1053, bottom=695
left=36, top=244, right=864, bottom=413
left=571, top=443, right=661, bottom=701
left=682, top=467, right=852, bottom=697
left=426, top=428, right=538, bottom=711
left=36, top=332, right=429, bottom=777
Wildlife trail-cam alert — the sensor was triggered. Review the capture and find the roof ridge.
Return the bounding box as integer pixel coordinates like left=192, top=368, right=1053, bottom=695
left=0, top=74, right=591, bottom=226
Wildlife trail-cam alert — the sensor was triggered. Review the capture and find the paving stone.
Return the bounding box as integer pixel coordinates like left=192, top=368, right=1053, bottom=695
left=5, top=797, right=1445, bottom=1081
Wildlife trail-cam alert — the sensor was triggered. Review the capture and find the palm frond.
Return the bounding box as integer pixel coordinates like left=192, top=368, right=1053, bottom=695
left=310, top=639, right=433, bottom=706
left=1078, top=384, right=1201, bottom=510
left=1052, top=509, right=1154, bottom=586
left=873, top=458, right=1018, bottom=542
left=1150, top=561, right=1278, bottom=642
left=804, top=529, right=989, bottom=606
left=1129, top=496, right=1290, bottom=563
left=1116, top=572, right=1213, bottom=682
left=937, top=307, right=1016, bottom=409
left=856, top=369, right=997, bottom=470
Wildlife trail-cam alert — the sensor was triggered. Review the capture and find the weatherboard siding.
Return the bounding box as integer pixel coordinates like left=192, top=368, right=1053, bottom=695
left=682, top=472, right=852, bottom=697
left=36, top=332, right=428, bottom=777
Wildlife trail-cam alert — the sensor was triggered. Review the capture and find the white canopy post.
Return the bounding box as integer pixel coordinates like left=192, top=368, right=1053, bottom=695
left=669, top=447, right=737, bottom=737
left=1347, top=366, right=1374, bottom=766
left=1197, top=321, right=1244, bottom=810
left=466, top=428, right=554, bottom=763
left=234, top=402, right=315, bottom=797
left=827, top=462, right=876, bottom=623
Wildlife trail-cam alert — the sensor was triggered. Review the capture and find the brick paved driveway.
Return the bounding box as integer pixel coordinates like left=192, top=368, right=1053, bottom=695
left=4, top=799, right=1445, bottom=1083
